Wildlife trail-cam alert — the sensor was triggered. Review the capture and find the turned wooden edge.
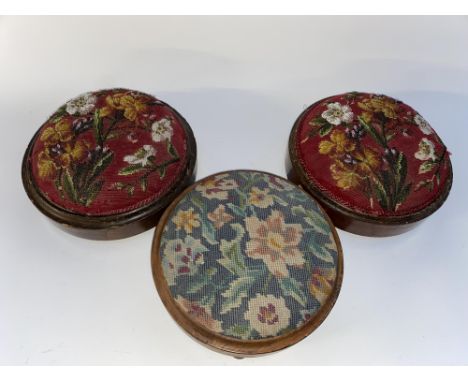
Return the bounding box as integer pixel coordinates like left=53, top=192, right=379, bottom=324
left=286, top=106, right=453, bottom=237
left=151, top=169, right=344, bottom=357
left=21, top=104, right=197, bottom=240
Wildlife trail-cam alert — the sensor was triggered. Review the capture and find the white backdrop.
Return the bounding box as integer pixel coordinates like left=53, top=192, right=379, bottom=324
left=0, top=16, right=467, bottom=365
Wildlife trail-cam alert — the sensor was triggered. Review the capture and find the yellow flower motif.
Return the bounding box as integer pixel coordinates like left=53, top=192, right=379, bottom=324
left=318, top=130, right=355, bottom=156
left=40, top=118, right=73, bottom=145
left=248, top=187, right=274, bottom=208
left=309, top=267, right=337, bottom=305
left=100, top=92, right=147, bottom=122
left=330, top=162, right=362, bottom=190
left=355, top=147, right=380, bottom=174
left=358, top=96, right=398, bottom=119
left=37, top=140, right=88, bottom=179
left=173, top=207, right=200, bottom=233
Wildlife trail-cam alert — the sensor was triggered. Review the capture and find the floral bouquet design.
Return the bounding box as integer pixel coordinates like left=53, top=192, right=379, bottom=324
left=300, top=93, right=449, bottom=214
left=33, top=90, right=183, bottom=210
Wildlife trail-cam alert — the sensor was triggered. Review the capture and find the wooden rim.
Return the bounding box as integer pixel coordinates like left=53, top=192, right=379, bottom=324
left=21, top=99, right=197, bottom=234
left=288, top=100, right=453, bottom=227
left=151, top=169, right=344, bottom=357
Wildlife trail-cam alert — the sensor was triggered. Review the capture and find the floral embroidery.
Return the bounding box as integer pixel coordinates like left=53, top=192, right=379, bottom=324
left=195, top=173, right=238, bottom=200
left=65, top=92, right=97, bottom=116
left=299, top=92, right=451, bottom=216
left=151, top=118, right=174, bottom=142
left=248, top=187, right=274, bottom=208
left=414, top=114, right=434, bottom=135
left=207, top=205, right=233, bottom=229
left=415, top=138, right=436, bottom=161
left=123, top=145, right=156, bottom=167
left=318, top=130, right=355, bottom=155
left=358, top=95, right=398, bottom=120
left=163, top=236, right=208, bottom=286
left=30, top=89, right=188, bottom=215
left=244, top=294, right=291, bottom=337
left=321, top=102, right=354, bottom=126
left=309, top=267, right=336, bottom=305
left=160, top=171, right=340, bottom=340
left=100, top=91, right=148, bottom=123
left=175, top=297, right=223, bottom=333
left=173, top=208, right=201, bottom=234
left=245, top=210, right=304, bottom=278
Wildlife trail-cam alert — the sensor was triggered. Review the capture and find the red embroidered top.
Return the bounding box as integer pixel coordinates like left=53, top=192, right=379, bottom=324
left=29, top=89, right=191, bottom=216
left=292, top=92, right=451, bottom=218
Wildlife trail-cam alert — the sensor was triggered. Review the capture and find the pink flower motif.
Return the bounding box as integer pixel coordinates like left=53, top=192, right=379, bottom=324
left=207, top=205, right=234, bottom=229
left=245, top=210, right=304, bottom=278
left=175, top=297, right=223, bottom=333
left=195, top=174, right=238, bottom=200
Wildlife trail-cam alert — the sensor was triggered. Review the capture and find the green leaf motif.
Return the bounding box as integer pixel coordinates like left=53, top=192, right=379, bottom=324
left=358, top=116, right=385, bottom=147
left=279, top=277, right=307, bottom=307
left=292, top=205, right=329, bottom=235
left=202, top=220, right=218, bottom=245
left=85, top=180, right=104, bottom=206
left=62, top=169, right=77, bottom=202
left=187, top=276, right=208, bottom=294
left=307, top=240, right=335, bottom=264
left=218, top=224, right=246, bottom=275
left=220, top=276, right=256, bottom=314
left=372, top=177, right=389, bottom=210
left=118, top=163, right=145, bottom=176
left=224, top=324, right=251, bottom=339
left=88, top=151, right=114, bottom=184
left=167, top=140, right=178, bottom=158
left=396, top=183, right=412, bottom=205
left=140, top=177, right=148, bottom=192
left=419, top=161, right=436, bottom=174
left=93, top=110, right=103, bottom=146
left=227, top=203, right=245, bottom=217
left=395, top=152, right=408, bottom=191
left=158, top=165, right=167, bottom=179
left=319, top=124, right=333, bottom=137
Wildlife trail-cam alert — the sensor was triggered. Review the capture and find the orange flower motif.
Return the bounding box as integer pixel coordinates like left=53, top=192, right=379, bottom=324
left=245, top=210, right=304, bottom=278
left=358, top=96, right=398, bottom=119
left=173, top=207, right=201, bottom=233
left=330, top=162, right=362, bottom=190
left=37, top=140, right=88, bottom=179
left=40, top=118, right=73, bottom=146
left=100, top=92, right=147, bottom=122
left=309, top=267, right=337, bottom=305
left=355, top=147, right=380, bottom=174
left=318, top=130, right=355, bottom=156
left=207, top=205, right=233, bottom=229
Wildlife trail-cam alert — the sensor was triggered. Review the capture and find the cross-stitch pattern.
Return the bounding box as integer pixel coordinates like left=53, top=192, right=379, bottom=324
left=29, top=88, right=190, bottom=216
left=293, top=92, right=451, bottom=217
left=159, top=170, right=340, bottom=340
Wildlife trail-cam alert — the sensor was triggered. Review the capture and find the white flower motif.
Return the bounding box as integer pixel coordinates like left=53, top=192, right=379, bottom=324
left=414, top=138, right=436, bottom=161
left=244, top=294, right=291, bottom=337
left=65, top=92, right=97, bottom=116
left=414, top=114, right=434, bottom=135
left=321, top=102, right=354, bottom=126
left=123, top=145, right=156, bottom=167
left=151, top=118, right=174, bottom=142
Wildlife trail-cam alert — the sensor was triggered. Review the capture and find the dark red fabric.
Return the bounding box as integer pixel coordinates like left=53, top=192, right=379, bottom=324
left=294, top=92, right=451, bottom=217
left=30, top=89, right=189, bottom=216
